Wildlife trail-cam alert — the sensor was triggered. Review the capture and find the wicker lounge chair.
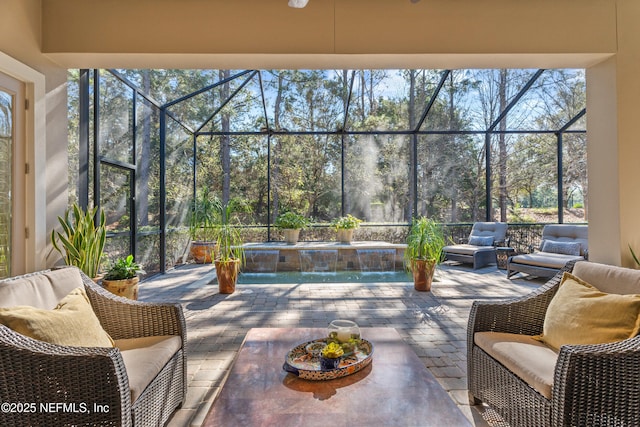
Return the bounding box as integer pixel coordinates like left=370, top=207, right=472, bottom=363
left=507, top=224, right=587, bottom=279
left=0, top=267, right=186, bottom=427
left=468, top=260, right=640, bottom=427
left=442, top=222, right=508, bottom=269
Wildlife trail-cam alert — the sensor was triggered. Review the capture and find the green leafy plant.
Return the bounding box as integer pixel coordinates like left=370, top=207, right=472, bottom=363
left=404, top=217, right=446, bottom=264
left=330, top=214, right=362, bottom=230
left=104, top=255, right=146, bottom=280
left=321, top=341, right=345, bottom=359
left=274, top=211, right=310, bottom=230
left=213, top=200, right=249, bottom=265
left=51, top=203, right=106, bottom=279
left=630, top=245, right=640, bottom=267
left=188, top=188, right=221, bottom=242
left=214, top=223, right=245, bottom=264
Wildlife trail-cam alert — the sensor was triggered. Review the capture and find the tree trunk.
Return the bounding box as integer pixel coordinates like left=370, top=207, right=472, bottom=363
left=448, top=72, right=458, bottom=222
left=498, top=69, right=508, bottom=222
left=138, top=70, right=151, bottom=226
left=408, top=70, right=416, bottom=220
left=271, top=73, right=284, bottom=220
left=219, top=70, right=231, bottom=206
left=360, top=70, right=366, bottom=122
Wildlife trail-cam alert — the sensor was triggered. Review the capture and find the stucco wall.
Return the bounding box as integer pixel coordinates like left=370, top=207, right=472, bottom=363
left=0, top=0, right=68, bottom=271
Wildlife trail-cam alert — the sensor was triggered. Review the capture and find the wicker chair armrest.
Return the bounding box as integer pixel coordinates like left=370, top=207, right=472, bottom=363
left=468, top=260, right=577, bottom=337
left=0, top=325, right=130, bottom=426
left=80, top=272, right=186, bottom=341
left=468, top=285, right=556, bottom=336
left=552, top=335, right=640, bottom=426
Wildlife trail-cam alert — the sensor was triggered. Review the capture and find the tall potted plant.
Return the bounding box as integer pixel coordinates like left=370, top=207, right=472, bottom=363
left=51, top=203, right=106, bottom=280
left=275, top=211, right=310, bottom=245
left=213, top=200, right=246, bottom=294
left=188, top=189, right=221, bottom=263
left=102, top=254, right=146, bottom=300
left=404, top=217, right=445, bottom=291
left=331, top=214, right=362, bottom=244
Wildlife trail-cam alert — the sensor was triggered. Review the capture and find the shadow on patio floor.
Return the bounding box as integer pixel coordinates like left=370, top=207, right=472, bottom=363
left=139, top=262, right=544, bottom=426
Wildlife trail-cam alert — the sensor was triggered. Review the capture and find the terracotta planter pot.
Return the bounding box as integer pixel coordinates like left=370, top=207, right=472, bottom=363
left=103, top=276, right=139, bottom=300
left=283, top=229, right=301, bottom=245
left=411, top=259, right=436, bottom=292
left=337, top=229, right=354, bottom=244
left=215, top=259, right=240, bottom=294
left=190, top=241, right=217, bottom=264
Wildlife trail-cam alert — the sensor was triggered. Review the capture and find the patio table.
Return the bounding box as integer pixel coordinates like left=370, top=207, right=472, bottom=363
left=203, top=327, right=471, bottom=426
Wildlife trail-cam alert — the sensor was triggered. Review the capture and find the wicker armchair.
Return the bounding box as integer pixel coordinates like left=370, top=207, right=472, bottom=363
left=468, top=260, right=640, bottom=426
left=0, top=267, right=186, bottom=427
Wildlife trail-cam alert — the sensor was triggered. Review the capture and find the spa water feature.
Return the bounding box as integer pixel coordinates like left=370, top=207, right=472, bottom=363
left=356, top=248, right=397, bottom=272
left=299, top=249, right=339, bottom=273
left=239, top=242, right=407, bottom=283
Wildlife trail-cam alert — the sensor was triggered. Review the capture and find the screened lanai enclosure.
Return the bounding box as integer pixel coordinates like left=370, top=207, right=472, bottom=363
left=68, top=68, right=586, bottom=276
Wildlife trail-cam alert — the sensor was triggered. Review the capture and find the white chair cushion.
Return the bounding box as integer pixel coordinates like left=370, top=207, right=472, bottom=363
left=475, top=331, right=558, bottom=399
left=573, top=261, right=640, bottom=295
left=0, top=268, right=85, bottom=310
left=443, top=244, right=496, bottom=255
left=509, top=252, right=583, bottom=269
left=115, top=335, right=182, bottom=403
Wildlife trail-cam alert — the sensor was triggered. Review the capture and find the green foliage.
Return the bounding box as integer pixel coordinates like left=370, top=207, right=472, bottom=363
left=630, top=245, right=640, bottom=267
left=274, top=211, right=310, bottom=230
left=51, top=203, right=106, bottom=279
left=70, top=68, right=587, bottom=267
left=507, top=211, right=536, bottom=223
left=572, top=202, right=584, bottom=209
left=214, top=223, right=245, bottom=264
left=104, top=254, right=146, bottom=280
left=531, top=208, right=557, bottom=216
left=404, top=217, right=445, bottom=263
left=331, top=214, right=362, bottom=230
left=321, top=342, right=344, bottom=359
left=188, top=188, right=221, bottom=242
left=213, top=200, right=248, bottom=264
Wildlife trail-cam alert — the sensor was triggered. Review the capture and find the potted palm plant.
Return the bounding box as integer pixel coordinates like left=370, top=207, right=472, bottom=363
left=188, top=189, right=221, bottom=263
left=330, top=214, right=362, bottom=244
left=213, top=201, right=246, bottom=294
left=275, top=211, right=310, bottom=245
left=404, top=217, right=445, bottom=291
left=51, top=203, right=106, bottom=281
left=102, top=254, right=146, bottom=300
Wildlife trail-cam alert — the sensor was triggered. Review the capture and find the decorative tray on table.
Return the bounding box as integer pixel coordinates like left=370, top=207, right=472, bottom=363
left=282, top=338, right=374, bottom=381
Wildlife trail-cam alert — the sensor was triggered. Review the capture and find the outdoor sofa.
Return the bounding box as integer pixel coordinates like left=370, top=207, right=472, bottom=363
left=0, top=267, right=186, bottom=426
left=468, top=260, right=640, bottom=426
left=507, top=224, right=588, bottom=279
left=442, top=222, right=508, bottom=269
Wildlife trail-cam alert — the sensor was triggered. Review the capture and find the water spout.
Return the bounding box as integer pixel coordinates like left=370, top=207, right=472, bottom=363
left=299, top=249, right=338, bottom=273
left=244, top=250, right=280, bottom=273
left=356, top=248, right=397, bottom=272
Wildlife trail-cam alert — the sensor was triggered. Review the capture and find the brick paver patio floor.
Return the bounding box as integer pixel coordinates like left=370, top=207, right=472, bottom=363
left=139, top=263, right=543, bottom=426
